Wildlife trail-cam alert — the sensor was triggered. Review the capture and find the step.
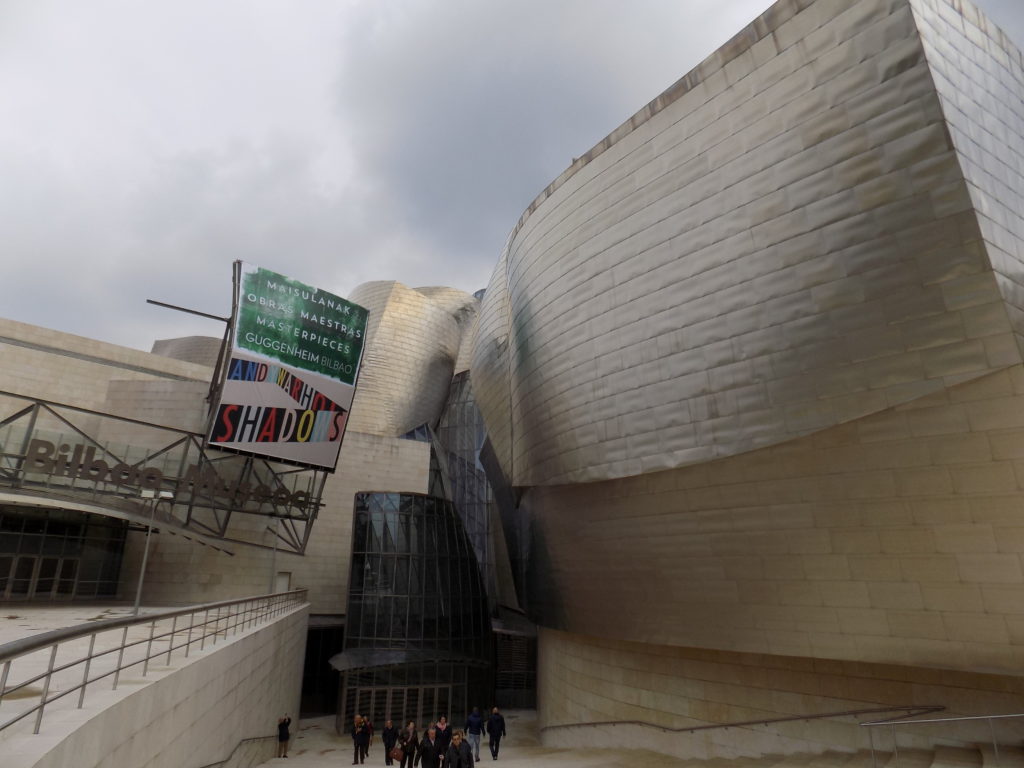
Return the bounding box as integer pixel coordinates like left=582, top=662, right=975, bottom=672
left=978, top=744, right=1024, bottom=768
left=932, top=746, right=984, bottom=768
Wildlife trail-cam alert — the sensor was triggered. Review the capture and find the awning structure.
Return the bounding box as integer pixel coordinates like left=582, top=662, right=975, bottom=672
left=0, top=490, right=236, bottom=554
left=328, top=647, right=490, bottom=673
left=0, top=392, right=328, bottom=554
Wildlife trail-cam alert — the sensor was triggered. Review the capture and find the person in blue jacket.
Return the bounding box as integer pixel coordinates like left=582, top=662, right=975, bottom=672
left=464, top=707, right=484, bottom=761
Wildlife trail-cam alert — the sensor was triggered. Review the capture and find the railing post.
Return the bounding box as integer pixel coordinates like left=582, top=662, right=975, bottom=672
left=892, top=724, right=900, bottom=768
left=185, top=610, right=194, bottom=658
left=869, top=724, right=876, bottom=768
left=989, top=717, right=1000, bottom=766
left=200, top=609, right=209, bottom=651
left=113, top=625, right=129, bottom=689
left=143, top=620, right=156, bottom=676
left=166, top=615, right=177, bottom=665
left=33, top=645, right=59, bottom=734
left=0, top=659, right=10, bottom=707
left=78, top=633, right=96, bottom=708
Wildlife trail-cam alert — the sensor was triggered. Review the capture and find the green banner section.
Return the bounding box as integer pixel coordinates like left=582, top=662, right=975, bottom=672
left=236, top=266, right=367, bottom=386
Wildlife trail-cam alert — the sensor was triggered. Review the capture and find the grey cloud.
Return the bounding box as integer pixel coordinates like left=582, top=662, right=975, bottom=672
left=1, top=0, right=1022, bottom=350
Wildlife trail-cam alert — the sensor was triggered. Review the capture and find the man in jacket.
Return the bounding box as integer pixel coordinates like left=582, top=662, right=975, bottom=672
left=416, top=726, right=444, bottom=768
left=464, top=708, right=483, bottom=761
left=382, top=720, right=399, bottom=766
left=486, top=708, right=506, bottom=760
left=445, top=730, right=474, bottom=768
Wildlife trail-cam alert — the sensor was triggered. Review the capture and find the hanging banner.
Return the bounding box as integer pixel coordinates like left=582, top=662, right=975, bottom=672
left=207, top=262, right=368, bottom=470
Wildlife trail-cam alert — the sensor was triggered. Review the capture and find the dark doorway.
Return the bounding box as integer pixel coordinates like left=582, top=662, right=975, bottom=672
left=301, top=619, right=344, bottom=716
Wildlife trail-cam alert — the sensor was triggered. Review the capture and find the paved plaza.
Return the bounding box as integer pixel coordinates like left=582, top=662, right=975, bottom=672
left=259, top=712, right=808, bottom=768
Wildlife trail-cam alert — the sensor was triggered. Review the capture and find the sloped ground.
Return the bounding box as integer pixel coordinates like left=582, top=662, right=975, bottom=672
left=261, top=711, right=991, bottom=768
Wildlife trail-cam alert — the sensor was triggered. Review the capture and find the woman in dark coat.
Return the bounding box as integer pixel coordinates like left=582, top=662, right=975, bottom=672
left=445, top=730, right=474, bottom=768
left=435, top=715, right=451, bottom=760
left=399, top=720, right=419, bottom=768
left=352, top=715, right=370, bottom=764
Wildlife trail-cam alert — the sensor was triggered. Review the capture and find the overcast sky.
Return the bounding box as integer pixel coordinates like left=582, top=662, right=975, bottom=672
left=2, top=0, right=1023, bottom=351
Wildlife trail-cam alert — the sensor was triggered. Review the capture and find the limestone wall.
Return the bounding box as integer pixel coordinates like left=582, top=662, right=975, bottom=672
left=0, top=317, right=209, bottom=414
left=526, top=366, right=1024, bottom=674
left=9, top=604, right=308, bottom=768
left=538, top=627, right=1024, bottom=758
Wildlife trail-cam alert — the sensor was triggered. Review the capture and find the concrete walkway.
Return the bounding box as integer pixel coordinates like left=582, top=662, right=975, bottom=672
left=262, top=711, right=729, bottom=768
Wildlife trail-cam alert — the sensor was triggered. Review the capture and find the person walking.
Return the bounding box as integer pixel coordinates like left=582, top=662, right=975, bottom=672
left=353, top=715, right=370, bottom=765
left=365, top=717, right=375, bottom=756
left=435, top=716, right=451, bottom=765
left=486, top=708, right=505, bottom=760
left=399, top=720, right=419, bottom=768
left=445, top=730, right=474, bottom=768
left=277, top=714, right=292, bottom=758
left=464, top=708, right=483, bottom=762
left=382, top=719, right=399, bottom=766
left=417, top=726, right=444, bottom=768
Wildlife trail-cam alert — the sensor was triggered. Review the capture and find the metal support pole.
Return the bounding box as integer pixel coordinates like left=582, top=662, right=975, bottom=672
left=268, top=517, right=279, bottom=593
left=989, top=717, right=1000, bottom=766
left=143, top=621, right=155, bottom=676
left=78, top=634, right=96, bottom=708
left=133, top=510, right=156, bottom=616
left=0, top=659, right=10, bottom=707
left=892, top=724, right=900, bottom=768
left=34, top=645, right=59, bottom=734
left=166, top=615, right=177, bottom=665
left=113, top=626, right=129, bottom=689
left=869, top=725, right=876, bottom=768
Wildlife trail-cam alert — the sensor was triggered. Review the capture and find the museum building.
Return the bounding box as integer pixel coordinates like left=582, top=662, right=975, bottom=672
left=471, top=0, right=1024, bottom=757
left=7, top=0, right=1024, bottom=762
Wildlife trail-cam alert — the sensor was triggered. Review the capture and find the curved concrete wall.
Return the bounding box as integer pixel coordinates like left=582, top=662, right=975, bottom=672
left=538, top=628, right=1024, bottom=757
left=8, top=605, right=307, bottom=768
left=473, top=0, right=1024, bottom=487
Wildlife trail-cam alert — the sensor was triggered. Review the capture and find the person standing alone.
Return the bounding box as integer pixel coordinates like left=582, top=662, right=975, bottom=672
left=486, top=708, right=505, bottom=760
left=277, top=714, right=292, bottom=758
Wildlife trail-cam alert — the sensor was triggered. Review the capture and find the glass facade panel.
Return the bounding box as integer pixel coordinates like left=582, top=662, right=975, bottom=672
left=0, top=506, right=126, bottom=601
left=337, top=491, right=491, bottom=733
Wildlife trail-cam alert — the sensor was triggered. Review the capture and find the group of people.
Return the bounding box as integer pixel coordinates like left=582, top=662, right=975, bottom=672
left=353, top=707, right=507, bottom=766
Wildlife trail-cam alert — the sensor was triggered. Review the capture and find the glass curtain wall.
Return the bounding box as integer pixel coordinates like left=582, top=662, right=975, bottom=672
left=433, top=371, right=497, bottom=601
left=0, top=506, right=127, bottom=601
left=338, top=491, right=491, bottom=733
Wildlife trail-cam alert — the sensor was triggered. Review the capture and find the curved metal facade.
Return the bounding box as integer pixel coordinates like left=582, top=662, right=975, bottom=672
left=472, top=0, right=1024, bottom=487
left=470, top=0, right=1024, bottom=703
left=347, top=282, right=478, bottom=437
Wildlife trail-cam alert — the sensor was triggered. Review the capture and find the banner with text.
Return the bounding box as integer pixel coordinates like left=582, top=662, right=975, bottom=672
left=207, top=262, right=369, bottom=470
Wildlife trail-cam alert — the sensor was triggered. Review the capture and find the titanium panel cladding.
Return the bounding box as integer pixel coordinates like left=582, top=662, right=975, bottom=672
left=347, top=282, right=477, bottom=437
left=473, top=0, right=1024, bottom=486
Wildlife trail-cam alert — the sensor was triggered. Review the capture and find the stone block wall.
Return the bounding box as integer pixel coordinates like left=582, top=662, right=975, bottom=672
left=527, top=366, right=1024, bottom=673
left=7, top=604, right=308, bottom=768
left=538, top=627, right=1024, bottom=758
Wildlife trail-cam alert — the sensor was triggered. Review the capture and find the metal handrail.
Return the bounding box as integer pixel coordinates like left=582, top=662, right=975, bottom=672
left=540, top=705, right=945, bottom=735
left=196, top=733, right=278, bottom=768
left=860, top=711, right=1024, bottom=768
left=0, top=589, right=307, bottom=736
